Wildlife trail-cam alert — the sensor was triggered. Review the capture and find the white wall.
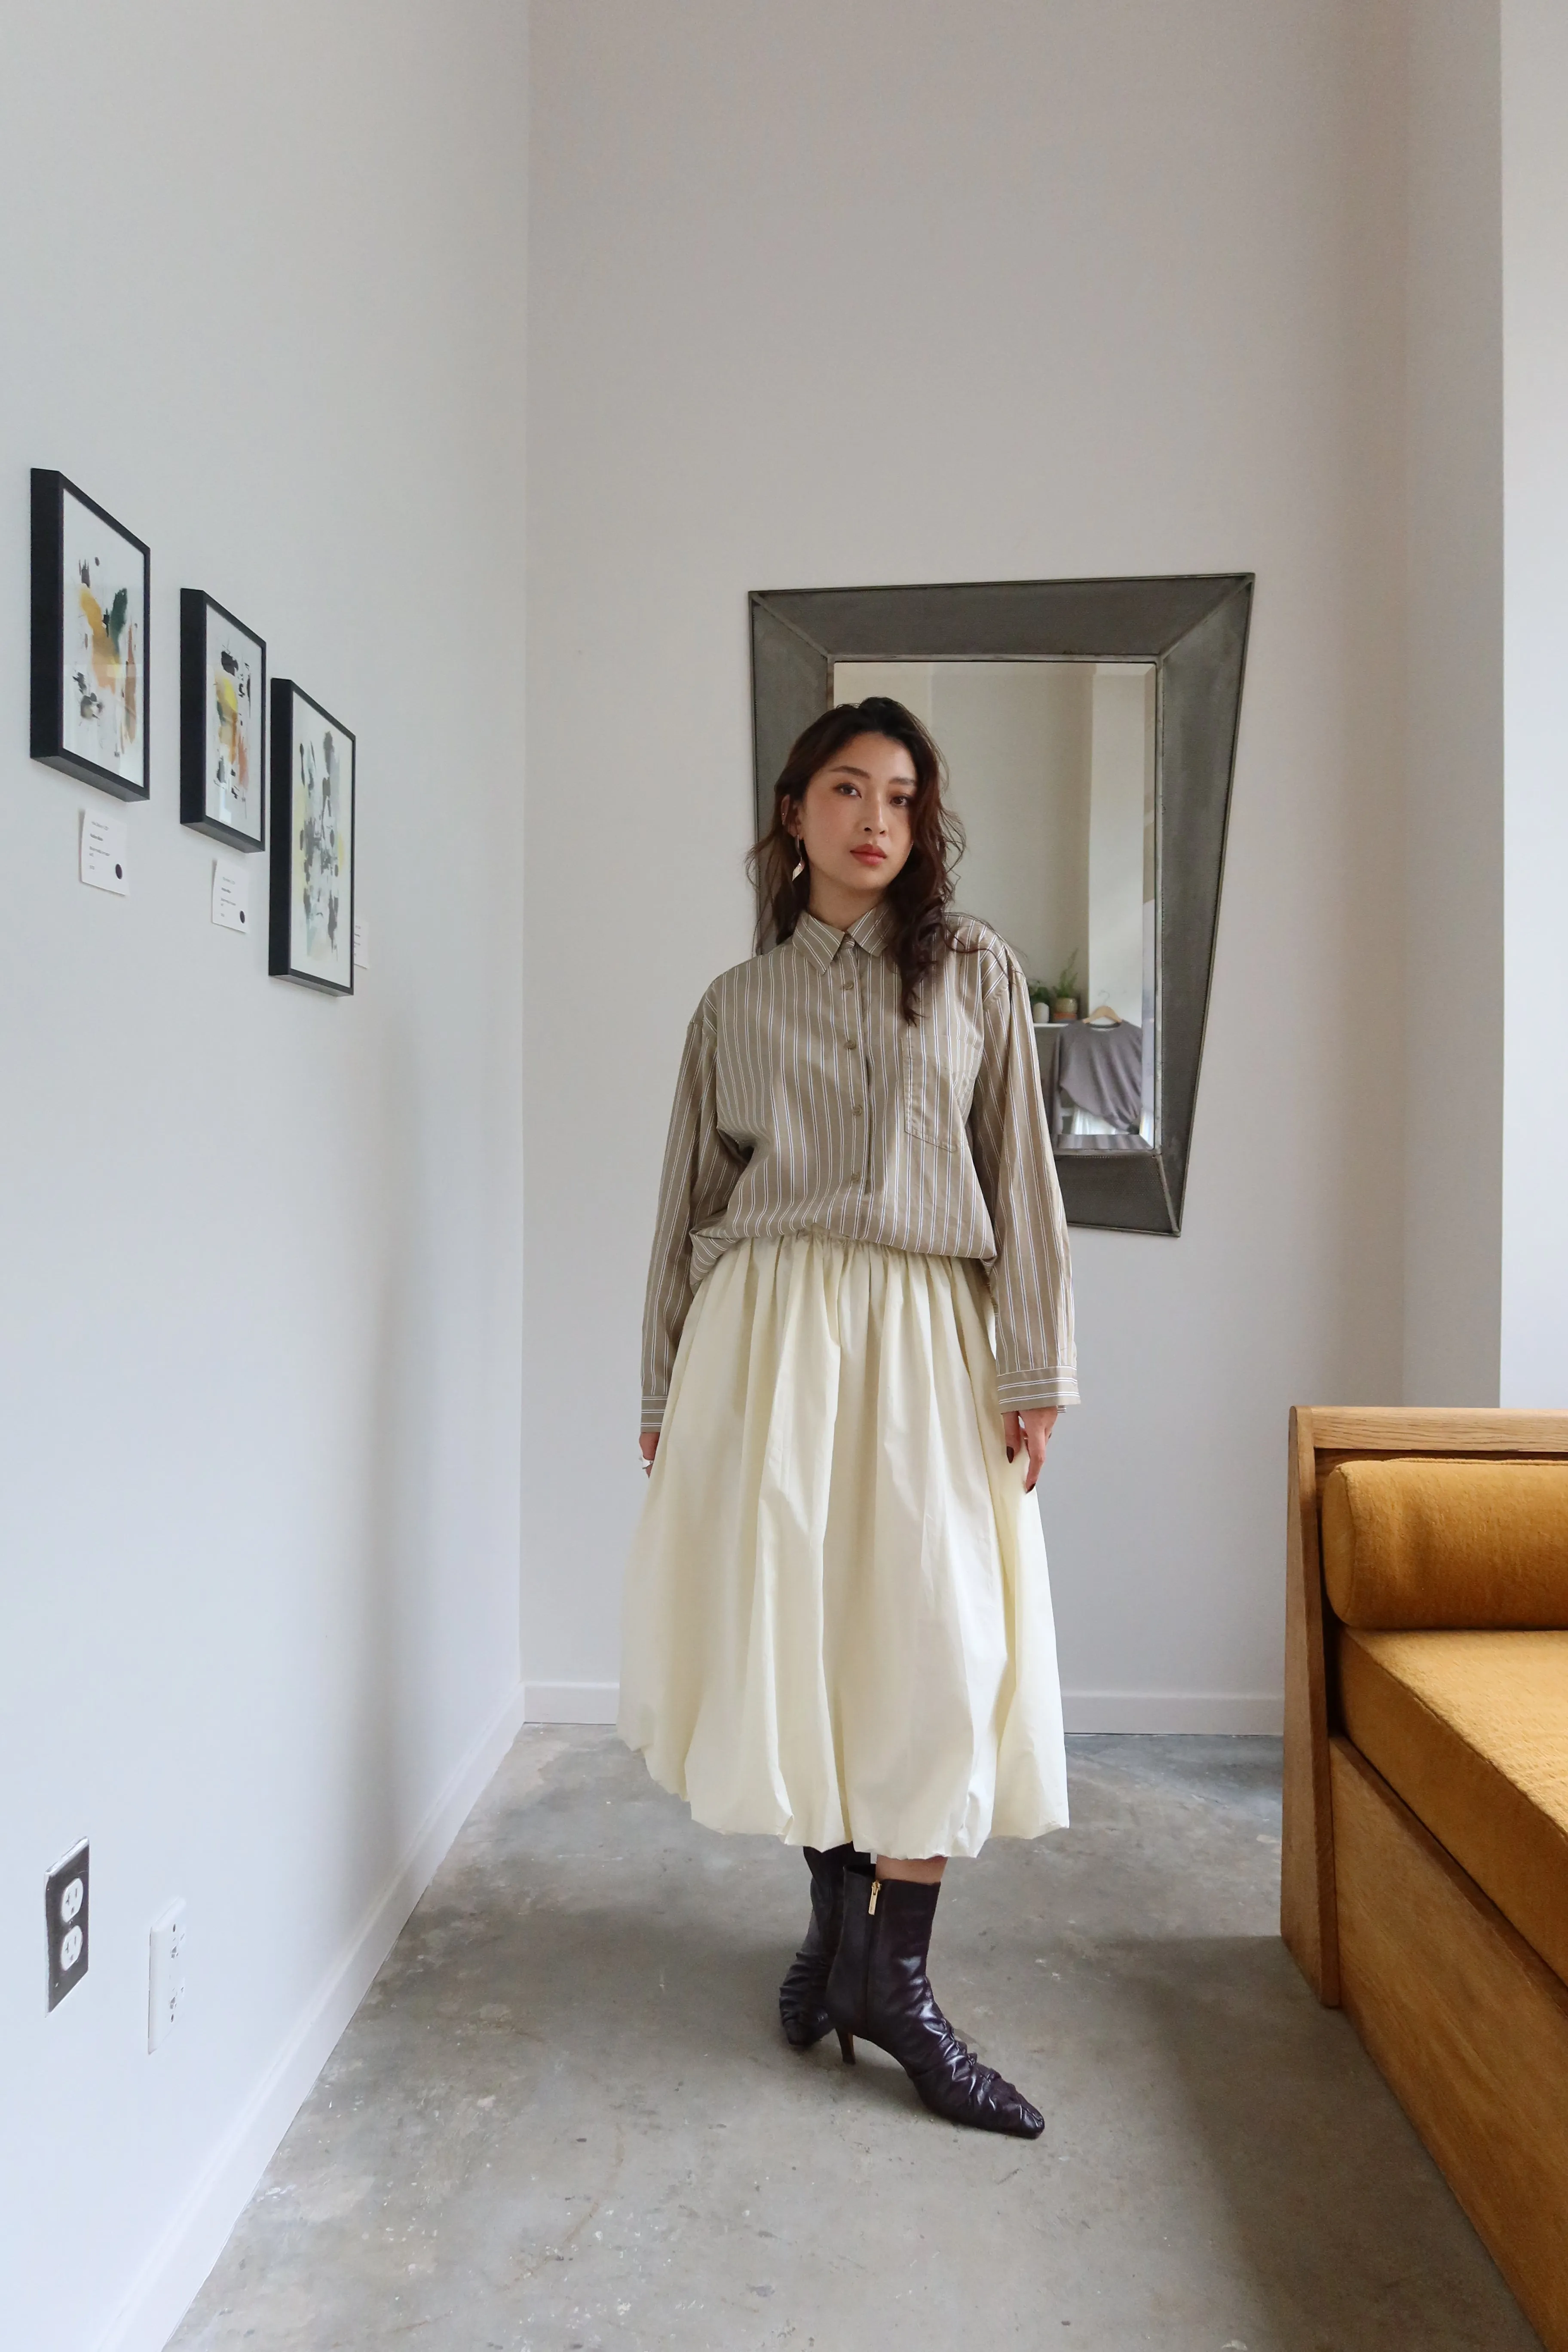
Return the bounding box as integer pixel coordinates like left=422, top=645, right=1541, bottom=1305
left=1402, top=0, right=1505, bottom=1405
left=1500, top=0, right=1568, bottom=1403
left=524, top=0, right=1408, bottom=1730
left=1087, top=667, right=1149, bottom=1026
left=1396, top=0, right=1568, bottom=1411
left=937, top=662, right=1093, bottom=993
left=0, top=9, right=527, bottom=2348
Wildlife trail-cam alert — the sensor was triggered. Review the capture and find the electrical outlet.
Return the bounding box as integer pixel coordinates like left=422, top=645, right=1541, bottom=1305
left=148, top=1900, right=187, bottom=2052
left=46, top=1841, right=89, bottom=2010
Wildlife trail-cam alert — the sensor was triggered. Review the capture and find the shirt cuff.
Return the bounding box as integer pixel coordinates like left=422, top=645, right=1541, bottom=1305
left=995, top=1367, right=1080, bottom=1412
left=640, top=1393, right=668, bottom=1435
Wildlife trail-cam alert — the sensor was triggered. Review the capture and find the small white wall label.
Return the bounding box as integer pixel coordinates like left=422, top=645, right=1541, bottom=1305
left=352, top=917, right=369, bottom=969
left=211, top=858, right=249, bottom=934
left=80, top=811, right=128, bottom=896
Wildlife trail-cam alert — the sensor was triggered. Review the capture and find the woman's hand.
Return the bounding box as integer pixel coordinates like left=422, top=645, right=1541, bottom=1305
left=1004, top=1406, right=1058, bottom=1494
left=640, top=1430, right=659, bottom=1475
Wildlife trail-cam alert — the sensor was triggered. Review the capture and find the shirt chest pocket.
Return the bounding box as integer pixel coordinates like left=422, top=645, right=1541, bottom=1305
left=900, top=1021, right=980, bottom=1154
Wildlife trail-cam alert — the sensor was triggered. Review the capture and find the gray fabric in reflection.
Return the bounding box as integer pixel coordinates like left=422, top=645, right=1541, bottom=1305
left=1058, top=1023, right=1144, bottom=1130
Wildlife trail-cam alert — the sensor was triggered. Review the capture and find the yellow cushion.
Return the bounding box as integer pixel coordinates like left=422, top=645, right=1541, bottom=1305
left=1322, top=1458, right=1568, bottom=1629
left=1338, top=1626, right=1568, bottom=1984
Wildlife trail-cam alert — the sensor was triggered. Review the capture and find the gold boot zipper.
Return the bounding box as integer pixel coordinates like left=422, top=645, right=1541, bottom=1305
left=868, top=1878, right=881, bottom=1915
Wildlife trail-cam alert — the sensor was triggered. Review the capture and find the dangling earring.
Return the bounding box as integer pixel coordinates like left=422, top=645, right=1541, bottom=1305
left=790, top=839, right=806, bottom=882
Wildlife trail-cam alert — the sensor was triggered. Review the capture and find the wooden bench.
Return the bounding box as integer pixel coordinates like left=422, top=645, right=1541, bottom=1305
left=1283, top=1406, right=1568, bottom=2351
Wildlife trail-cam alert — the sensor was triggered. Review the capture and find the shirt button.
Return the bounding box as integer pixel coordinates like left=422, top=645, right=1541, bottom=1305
left=851, top=1103, right=863, bottom=1118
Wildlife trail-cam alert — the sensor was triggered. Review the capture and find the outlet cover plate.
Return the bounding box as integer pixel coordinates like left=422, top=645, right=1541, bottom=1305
left=46, top=1841, right=89, bottom=2009
left=149, top=1899, right=188, bottom=2052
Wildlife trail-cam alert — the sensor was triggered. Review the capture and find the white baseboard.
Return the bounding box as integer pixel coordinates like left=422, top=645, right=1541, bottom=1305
left=95, top=1678, right=528, bottom=2352
left=525, top=1679, right=620, bottom=1724
left=1061, top=1690, right=1283, bottom=1735
left=522, top=1681, right=1281, bottom=1737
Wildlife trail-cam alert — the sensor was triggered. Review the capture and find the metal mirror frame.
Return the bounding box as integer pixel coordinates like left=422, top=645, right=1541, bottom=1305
left=749, top=574, right=1253, bottom=1236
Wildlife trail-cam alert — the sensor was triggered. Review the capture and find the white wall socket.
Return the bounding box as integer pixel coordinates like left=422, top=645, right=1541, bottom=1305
left=148, top=1900, right=187, bottom=2053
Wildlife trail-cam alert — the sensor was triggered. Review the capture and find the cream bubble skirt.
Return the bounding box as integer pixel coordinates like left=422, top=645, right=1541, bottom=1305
left=619, top=1234, right=1069, bottom=1859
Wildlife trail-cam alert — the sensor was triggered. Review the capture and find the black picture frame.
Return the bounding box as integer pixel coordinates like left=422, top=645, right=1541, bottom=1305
left=180, top=590, right=267, bottom=851
left=30, top=469, right=151, bottom=802
left=749, top=575, right=1253, bottom=1237
left=268, top=679, right=355, bottom=995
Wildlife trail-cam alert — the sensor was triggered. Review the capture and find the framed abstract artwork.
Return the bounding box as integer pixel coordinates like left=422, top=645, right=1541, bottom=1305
left=30, top=469, right=150, bottom=801
left=268, top=679, right=355, bottom=994
left=180, top=591, right=266, bottom=851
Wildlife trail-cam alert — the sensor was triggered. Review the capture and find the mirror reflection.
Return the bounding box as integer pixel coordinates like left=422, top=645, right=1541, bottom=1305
left=832, top=660, right=1157, bottom=1153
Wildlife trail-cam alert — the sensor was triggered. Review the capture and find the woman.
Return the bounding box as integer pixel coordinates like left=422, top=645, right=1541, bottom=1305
left=619, top=697, right=1077, bottom=2140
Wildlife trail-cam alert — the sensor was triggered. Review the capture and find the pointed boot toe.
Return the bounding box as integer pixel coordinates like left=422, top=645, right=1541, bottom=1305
left=778, top=1970, right=831, bottom=2049
left=1011, top=2091, right=1046, bottom=2140
left=910, top=2048, right=1045, bottom=2139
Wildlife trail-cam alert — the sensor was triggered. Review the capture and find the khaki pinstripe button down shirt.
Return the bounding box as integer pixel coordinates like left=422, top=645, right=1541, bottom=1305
left=641, top=903, right=1079, bottom=1431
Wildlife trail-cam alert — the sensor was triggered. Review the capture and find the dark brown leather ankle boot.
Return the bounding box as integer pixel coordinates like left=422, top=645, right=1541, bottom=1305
left=825, top=1871, right=1044, bottom=2138
left=778, top=1844, right=871, bottom=2048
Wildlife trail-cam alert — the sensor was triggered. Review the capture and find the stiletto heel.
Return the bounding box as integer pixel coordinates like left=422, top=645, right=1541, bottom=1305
left=836, top=2027, right=855, bottom=2064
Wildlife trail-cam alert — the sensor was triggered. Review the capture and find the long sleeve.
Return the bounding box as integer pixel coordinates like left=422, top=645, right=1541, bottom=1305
left=967, top=943, right=1080, bottom=1411
left=640, top=992, right=749, bottom=1430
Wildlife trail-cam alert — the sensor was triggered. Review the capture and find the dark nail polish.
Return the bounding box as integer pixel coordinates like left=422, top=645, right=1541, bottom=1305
left=1006, top=1446, right=1014, bottom=1462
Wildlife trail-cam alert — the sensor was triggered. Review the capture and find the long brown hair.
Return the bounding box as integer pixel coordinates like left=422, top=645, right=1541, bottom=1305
left=748, top=697, right=965, bottom=1022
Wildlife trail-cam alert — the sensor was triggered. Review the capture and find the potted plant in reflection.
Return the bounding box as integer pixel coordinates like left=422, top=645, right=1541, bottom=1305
left=1049, top=956, right=1080, bottom=1022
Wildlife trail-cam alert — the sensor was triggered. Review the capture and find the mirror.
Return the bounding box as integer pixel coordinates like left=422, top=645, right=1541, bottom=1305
left=833, top=658, right=1156, bottom=1157
left=750, top=576, right=1252, bottom=1234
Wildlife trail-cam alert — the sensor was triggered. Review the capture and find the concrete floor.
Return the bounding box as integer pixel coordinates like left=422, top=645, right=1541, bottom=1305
left=169, top=1730, right=1540, bottom=2352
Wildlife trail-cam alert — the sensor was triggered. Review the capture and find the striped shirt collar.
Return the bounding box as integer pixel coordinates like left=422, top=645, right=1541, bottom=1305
left=791, top=900, right=898, bottom=971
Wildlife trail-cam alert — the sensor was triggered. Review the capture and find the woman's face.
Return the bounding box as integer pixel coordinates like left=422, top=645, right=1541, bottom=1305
left=788, top=732, right=918, bottom=910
